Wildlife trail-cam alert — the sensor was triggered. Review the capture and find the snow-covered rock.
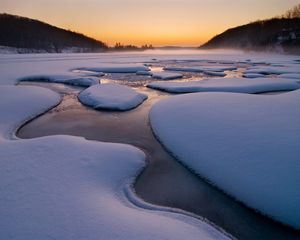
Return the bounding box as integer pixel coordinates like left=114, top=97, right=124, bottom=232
left=78, top=64, right=150, bottom=73
left=147, top=77, right=300, bottom=94
left=150, top=90, right=300, bottom=229
left=79, top=83, right=148, bottom=111
left=152, top=71, right=183, bottom=80
left=0, top=85, right=61, bottom=140
left=19, top=75, right=100, bottom=87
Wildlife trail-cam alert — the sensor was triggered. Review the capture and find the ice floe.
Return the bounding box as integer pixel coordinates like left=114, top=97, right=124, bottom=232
left=279, top=73, right=300, bottom=81
left=245, top=66, right=300, bottom=75
left=164, top=66, right=237, bottom=72
left=150, top=90, right=300, bottom=229
left=204, top=71, right=226, bottom=77
left=78, top=83, right=148, bottom=111
left=147, top=77, right=300, bottom=94
left=77, top=64, right=150, bottom=73
left=19, top=74, right=100, bottom=87
left=72, top=69, right=105, bottom=77
left=136, top=70, right=153, bottom=76
left=243, top=73, right=265, bottom=78
left=152, top=71, right=183, bottom=80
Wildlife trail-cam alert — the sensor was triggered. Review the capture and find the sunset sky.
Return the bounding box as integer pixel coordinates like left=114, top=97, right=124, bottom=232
left=1, top=0, right=299, bottom=46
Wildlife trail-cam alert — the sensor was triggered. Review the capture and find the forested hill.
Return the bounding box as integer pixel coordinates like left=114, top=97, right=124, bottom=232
left=201, top=18, right=300, bottom=52
left=0, top=13, right=108, bottom=53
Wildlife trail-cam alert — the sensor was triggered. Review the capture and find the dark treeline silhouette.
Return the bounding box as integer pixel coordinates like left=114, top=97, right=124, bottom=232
left=0, top=13, right=155, bottom=53
left=0, top=13, right=108, bottom=53
left=282, top=4, right=300, bottom=18
left=111, top=42, right=154, bottom=51
left=201, top=4, right=300, bottom=53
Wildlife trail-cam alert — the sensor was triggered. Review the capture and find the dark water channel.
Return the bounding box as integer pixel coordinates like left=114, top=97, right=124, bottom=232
left=17, top=81, right=300, bottom=240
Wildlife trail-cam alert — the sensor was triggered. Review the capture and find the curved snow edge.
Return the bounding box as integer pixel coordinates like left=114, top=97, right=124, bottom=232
left=124, top=182, right=235, bottom=240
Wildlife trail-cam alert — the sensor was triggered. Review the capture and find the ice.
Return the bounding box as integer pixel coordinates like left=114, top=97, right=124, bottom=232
left=245, top=66, right=300, bottom=75
left=150, top=90, right=300, bottom=229
left=0, top=84, right=229, bottom=240
left=152, top=71, right=183, bottom=80
left=164, top=66, right=237, bottom=72
left=19, top=74, right=100, bottom=87
left=147, top=77, right=300, bottom=94
left=204, top=71, right=226, bottom=77
left=279, top=73, right=300, bottom=81
left=243, top=73, right=266, bottom=78
left=1, top=50, right=300, bottom=237
left=78, top=83, right=148, bottom=111
left=136, top=70, right=153, bottom=76
left=77, top=64, right=150, bottom=73
left=72, top=69, right=105, bottom=77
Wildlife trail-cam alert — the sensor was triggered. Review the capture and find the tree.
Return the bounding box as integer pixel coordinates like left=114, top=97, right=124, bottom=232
left=283, top=4, right=300, bottom=18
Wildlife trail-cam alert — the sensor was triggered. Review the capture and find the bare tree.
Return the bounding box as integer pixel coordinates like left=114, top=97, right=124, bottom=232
left=283, top=4, right=300, bottom=18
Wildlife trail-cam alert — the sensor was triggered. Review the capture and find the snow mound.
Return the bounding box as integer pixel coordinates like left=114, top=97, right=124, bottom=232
left=79, top=83, right=148, bottom=111
left=243, top=73, right=265, bottom=78
left=0, top=136, right=229, bottom=240
left=279, top=73, right=300, bottom=81
left=0, top=84, right=228, bottom=240
left=245, top=66, right=300, bottom=75
left=78, top=64, right=150, bottom=73
left=19, top=74, right=100, bottom=87
left=73, top=69, right=105, bottom=77
left=0, top=85, right=61, bottom=140
left=204, top=71, right=226, bottom=77
left=152, top=71, right=183, bottom=80
left=136, top=70, right=153, bottom=76
left=147, top=77, right=300, bottom=94
left=164, top=66, right=236, bottom=72
left=150, top=90, right=300, bottom=229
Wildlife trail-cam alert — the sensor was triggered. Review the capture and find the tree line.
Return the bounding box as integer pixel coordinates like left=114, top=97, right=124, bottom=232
left=0, top=13, right=155, bottom=53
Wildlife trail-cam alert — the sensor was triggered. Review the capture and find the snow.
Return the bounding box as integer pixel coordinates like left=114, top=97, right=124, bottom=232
left=1, top=50, right=300, bottom=238
left=136, top=70, right=153, bottom=76
left=78, top=83, right=148, bottom=111
left=279, top=73, right=300, bottom=81
left=150, top=90, right=300, bottom=229
left=77, top=64, right=150, bottom=73
left=19, top=74, right=100, bottom=87
left=245, top=66, right=300, bottom=75
left=164, top=66, right=237, bottom=72
left=72, top=69, right=105, bottom=77
left=0, top=84, right=229, bottom=240
left=243, top=73, right=265, bottom=78
left=0, top=50, right=299, bottom=87
left=204, top=71, right=226, bottom=77
left=0, top=135, right=230, bottom=240
left=0, top=85, right=61, bottom=140
left=152, top=71, right=183, bottom=80
left=0, top=45, right=48, bottom=54
left=147, top=77, right=300, bottom=94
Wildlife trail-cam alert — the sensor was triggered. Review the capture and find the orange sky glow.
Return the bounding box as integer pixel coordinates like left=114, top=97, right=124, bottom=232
left=1, top=0, right=299, bottom=46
